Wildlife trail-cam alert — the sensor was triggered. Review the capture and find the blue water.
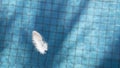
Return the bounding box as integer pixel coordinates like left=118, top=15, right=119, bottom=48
left=0, top=0, right=120, bottom=68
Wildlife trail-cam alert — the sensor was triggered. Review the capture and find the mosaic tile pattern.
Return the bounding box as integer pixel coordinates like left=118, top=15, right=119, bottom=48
left=0, top=0, right=120, bottom=68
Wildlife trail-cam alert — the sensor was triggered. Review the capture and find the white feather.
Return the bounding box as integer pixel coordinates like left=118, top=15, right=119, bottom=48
left=32, top=31, right=48, bottom=54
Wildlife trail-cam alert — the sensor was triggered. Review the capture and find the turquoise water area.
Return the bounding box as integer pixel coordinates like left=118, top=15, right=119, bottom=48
left=0, top=0, right=120, bottom=68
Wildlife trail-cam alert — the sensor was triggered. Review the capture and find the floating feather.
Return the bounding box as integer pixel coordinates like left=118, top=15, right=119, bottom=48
left=32, top=31, right=48, bottom=54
